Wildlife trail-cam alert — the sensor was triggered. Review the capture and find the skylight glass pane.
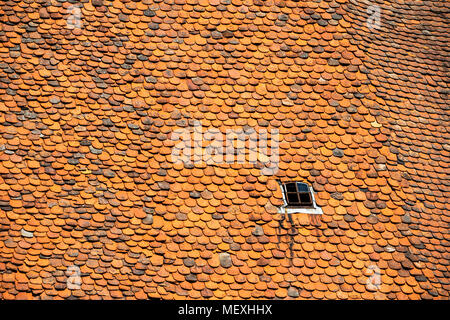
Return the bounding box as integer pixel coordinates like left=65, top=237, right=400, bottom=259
left=299, top=193, right=312, bottom=204
left=285, top=183, right=297, bottom=192
left=296, top=182, right=309, bottom=192
left=287, top=193, right=299, bottom=204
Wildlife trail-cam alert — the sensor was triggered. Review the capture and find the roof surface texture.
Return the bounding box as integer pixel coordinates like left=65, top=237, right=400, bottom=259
left=0, top=0, right=448, bottom=299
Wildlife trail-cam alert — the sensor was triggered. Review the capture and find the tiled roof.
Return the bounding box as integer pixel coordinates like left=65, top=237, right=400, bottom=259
left=0, top=0, right=448, bottom=299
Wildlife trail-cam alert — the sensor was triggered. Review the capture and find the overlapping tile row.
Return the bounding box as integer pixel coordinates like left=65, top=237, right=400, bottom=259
left=0, top=0, right=447, bottom=299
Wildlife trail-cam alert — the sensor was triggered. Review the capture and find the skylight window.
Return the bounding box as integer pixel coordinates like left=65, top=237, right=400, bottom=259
left=278, top=181, right=323, bottom=215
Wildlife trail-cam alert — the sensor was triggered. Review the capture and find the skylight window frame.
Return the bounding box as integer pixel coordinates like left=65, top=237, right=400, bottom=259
left=277, top=181, right=323, bottom=215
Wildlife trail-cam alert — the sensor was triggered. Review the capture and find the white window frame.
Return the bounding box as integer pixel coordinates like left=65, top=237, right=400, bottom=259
left=277, top=181, right=323, bottom=215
